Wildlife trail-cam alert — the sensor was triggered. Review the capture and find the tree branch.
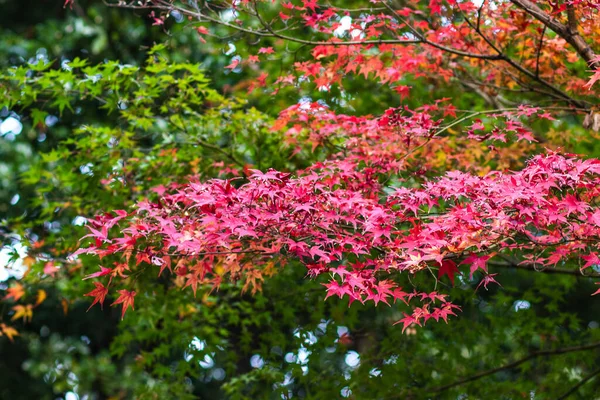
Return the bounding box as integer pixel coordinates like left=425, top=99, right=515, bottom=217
left=111, top=0, right=505, bottom=59
left=111, top=0, right=592, bottom=109
left=428, top=341, right=600, bottom=393
left=489, top=260, right=600, bottom=278
left=459, top=5, right=587, bottom=109
left=556, top=366, right=600, bottom=400
left=400, top=105, right=586, bottom=161
left=566, top=4, right=579, bottom=35
left=510, top=0, right=599, bottom=69
left=250, top=0, right=501, bottom=59
left=535, top=25, right=546, bottom=78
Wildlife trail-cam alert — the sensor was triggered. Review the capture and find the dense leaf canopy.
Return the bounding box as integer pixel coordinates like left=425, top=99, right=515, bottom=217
left=2, top=1, right=600, bottom=399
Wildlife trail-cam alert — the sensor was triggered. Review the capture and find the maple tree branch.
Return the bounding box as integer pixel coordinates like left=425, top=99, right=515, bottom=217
left=535, top=25, right=546, bottom=78
left=460, top=80, right=503, bottom=109
left=323, top=3, right=388, bottom=13
left=458, top=76, right=564, bottom=106
left=565, top=4, right=579, bottom=35
left=380, top=1, right=503, bottom=60
left=110, top=0, right=591, bottom=109
left=110, top=0, right=505, bottom=59
left=165, top=249, right=267, bottom=257
left=428, top=341, right=600, bottom=394
left=475, top=0, right=486, bottom=31
left=458, top=75, right=572, bottom=108
left=195, top=139, right=247, bottom=169
left=436, top=105, right=586, bottom=135
left=458, top=5, right=586, bottom=109
left=488, top=260, right=600, bottom=278
left=250, top=0, right=502, bottom=59
left=556, top=366, right=600, bottom=400
left=510, top=0, right=599, bottom=69
left=119, top=0, right=426, bottom=47
left=401, top=105, right=586, bottom=161
left=167, top=117, right=247, bottom=169
left=501, top=67, right=593, bottom=107
left=497, top=47, right=586, bottom=109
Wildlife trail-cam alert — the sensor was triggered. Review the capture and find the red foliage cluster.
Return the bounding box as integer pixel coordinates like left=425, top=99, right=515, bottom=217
left=74, top=0, right=600, bottom=329
left=77, top=111, right=600, bottom=329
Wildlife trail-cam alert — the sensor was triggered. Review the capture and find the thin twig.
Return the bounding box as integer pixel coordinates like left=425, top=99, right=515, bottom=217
left=427, top=341, right=600, bottom=393
left=556, top=366, right=600, bottom=400
left=488, top=260, right=600, bottom=278
left=535, top=25, right=546, bottom=78
left=510, top=0, right=599, bottom=69
left=459, top=5, right=585, bottom=108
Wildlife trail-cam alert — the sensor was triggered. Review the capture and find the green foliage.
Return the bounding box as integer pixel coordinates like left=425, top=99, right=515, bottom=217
left=1, top=48, right=311, bottom=398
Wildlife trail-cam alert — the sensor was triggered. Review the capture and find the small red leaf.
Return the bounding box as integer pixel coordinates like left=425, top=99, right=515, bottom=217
left=83, top=265, right=112, bottom=280
left=111, top=290, right=136, bottom=319
left=84, top=282, right=109, bottom=311
left=438, top=260, right=459, bottom=285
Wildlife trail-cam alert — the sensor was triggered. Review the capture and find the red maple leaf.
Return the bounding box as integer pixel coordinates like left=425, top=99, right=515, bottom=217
left=582, top=252, right=600, bottom=270
left=393, top=85, right=411, bottom=100
left=302, top=0, right=318, bottom=12
left=323, top=281, right=350, bottom=300
left=111, top=290, right=136, bottom=319
left=83, top=265, right=112, bottom=280
left=584, top=57, right=600, bottom=89
left=393, top=313, right=421, bottom=333
left=225, top=58, right=240, bottom=70
left=586, top=71, right=600, bottom=89
left=477, top=274, right=501, bottom=291
left=84, top=282, right=109, bottom=311
left=258, top=47, right=275, bottom=55
left=437, top=260, right=459, bottom=285
left=461, top=254, right=492, bottom=279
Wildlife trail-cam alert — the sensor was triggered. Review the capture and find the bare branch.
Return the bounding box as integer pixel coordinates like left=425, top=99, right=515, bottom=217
left=429, top=341, right=600, bottom=393
left=557, top=366, right=600, bottom=400
left=535, top=25, right=546, bottom=78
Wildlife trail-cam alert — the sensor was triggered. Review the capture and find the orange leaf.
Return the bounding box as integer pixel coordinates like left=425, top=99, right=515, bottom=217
left=0, top=323, right=19, bottom=341
left=61, top=299, right=70, bottom=315
left=34, top=290, right=47, bottom=307
left=3, top=283, right=25, bottom=302
left=11, top=305, right=33, bottom=323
